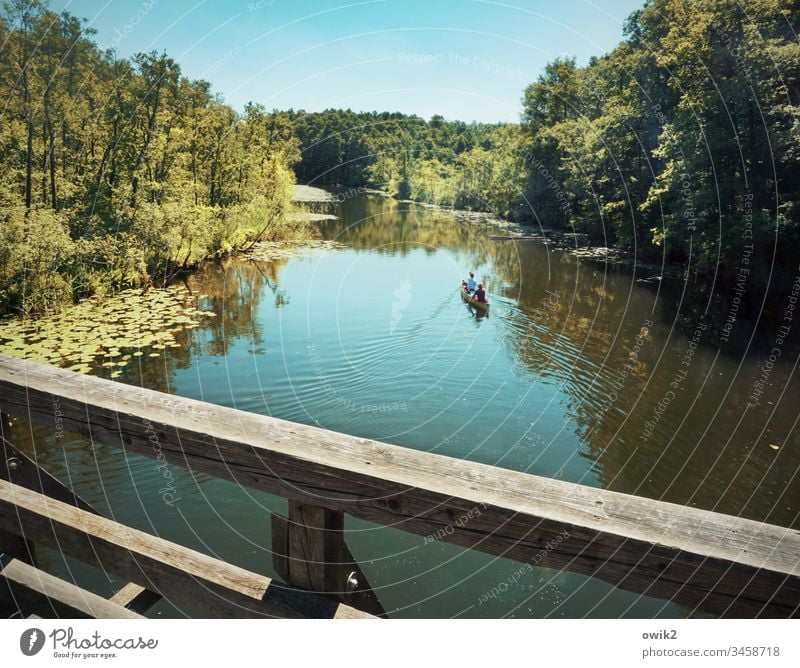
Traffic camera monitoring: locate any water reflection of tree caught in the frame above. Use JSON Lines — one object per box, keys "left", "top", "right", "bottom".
{"left": 5, "top": 252, "right": 289, "bottom": 509}
{"left": 182, "top": 259, "right": 275, "bottom": 358}
{"left": 323, "top": 196, "right": 498, "bottom": 255}
{"left": 10, "top": 196, "right": 797, "bottom": 543}
{"left": 490, "top": 240, "right": 800, "bottom": 530}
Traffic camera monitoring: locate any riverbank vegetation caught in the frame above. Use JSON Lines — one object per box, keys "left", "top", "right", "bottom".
{"left": 519, "top": 0, "right": 799, "bottom": 301}
{"left": 0, "top": 0, "right": 301, "bottom": 317}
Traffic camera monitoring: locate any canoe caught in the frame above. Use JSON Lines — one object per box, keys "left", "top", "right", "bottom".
{"left": 460, "top": 288, "right": 490, "bottom": 313}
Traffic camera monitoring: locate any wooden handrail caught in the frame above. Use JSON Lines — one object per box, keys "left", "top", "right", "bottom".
{"left": 1, "top": 355, "right": 799, "bottom": 617}
{"left": 0, "top": 479, "right": 372, "bottom": 619}
{"left": 1, "top": 420, "right": 164, "bottom": 614}
{"left": 0, "top": 556, "right": 144, "bottom": 619}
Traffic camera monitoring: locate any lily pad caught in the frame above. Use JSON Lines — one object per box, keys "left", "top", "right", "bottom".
{"left": 0, "top": 285, "right": 209, "bottom": 374}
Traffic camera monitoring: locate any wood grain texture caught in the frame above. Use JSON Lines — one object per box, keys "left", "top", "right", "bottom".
{"left": 1, "top": 423, "right": 162, "bottom": 615}
{"left": 0, "top": 557, "right": 143, "bottom": 619}
{"left": 109, "top": 582, "right": 162, "bottom": 614}
{"left": 2, "top": 355, "right": 799, "bottom": 617}
{"left": 273, "top": 503, "right": 387, "bottom": 617}
{"left": 287, "top": 502, "right": 330, "bottom": 592}
{"left": 0, "top": 480, "right": 372, "bottom": 619}
{"left": 271, "top": 512, "right": 290, "bottom": 583}
{"left": 0, "top": 411, "right": 37, "bottom": 566}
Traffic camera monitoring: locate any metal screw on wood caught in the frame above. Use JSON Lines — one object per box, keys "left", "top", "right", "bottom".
{"left": 345, "top": 571, "right": 359, "bottom": 593}
{"left": 5, "top": 457, "right": 21, "bottom": 472}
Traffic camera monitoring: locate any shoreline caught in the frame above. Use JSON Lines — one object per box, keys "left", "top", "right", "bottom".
{"left": 352, "top": 187, "right": 678, "bottom": 282}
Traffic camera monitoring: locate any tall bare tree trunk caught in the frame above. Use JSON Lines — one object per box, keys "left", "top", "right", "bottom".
{"left": 25, "top": 119, "right": 33, "bottom": 210}
{"left": 44, "top": 85, "right": 57, "bottom": 209}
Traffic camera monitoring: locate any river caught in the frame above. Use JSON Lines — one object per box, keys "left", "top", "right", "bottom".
{"left": 14, "top": 192, "right": 800, "bottom": 618}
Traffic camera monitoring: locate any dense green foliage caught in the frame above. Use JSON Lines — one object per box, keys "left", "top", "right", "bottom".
{"left": 0, "top": 0, "right": 300, "bottom": 316}
{"left": 520, "top": 0, "right": 799, "bottom": 293}
{"left": 285, "top": 109, "right": 526, "bottom": 217}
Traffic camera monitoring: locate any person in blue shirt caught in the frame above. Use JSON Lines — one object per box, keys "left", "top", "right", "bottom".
{"left": 466, "top": 272, "right": 476, "bottom": 293}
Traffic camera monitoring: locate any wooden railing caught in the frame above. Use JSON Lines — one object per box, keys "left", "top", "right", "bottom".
{"left": 0, "top": 354, "right": 798, "bottom": 618}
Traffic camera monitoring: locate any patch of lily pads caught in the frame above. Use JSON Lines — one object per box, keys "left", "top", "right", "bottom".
{"left": 0, "top": 286, "right": 216, "bottom": 375}
{"left": 244, "top": 239, "right": 345, "bottom": 263}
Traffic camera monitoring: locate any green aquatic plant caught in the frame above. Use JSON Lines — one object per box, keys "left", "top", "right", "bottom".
{"left": 0, "top": 286, "right": 216, "bottom": 373}
{"left": 244, "top": 239, "right": 345, "bottom": 263}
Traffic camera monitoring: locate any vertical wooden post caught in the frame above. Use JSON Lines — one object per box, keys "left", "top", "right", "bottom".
{"left": 285, "top": 501, "right": 339, "bottom": 592}
{"left": 272, "top": 500, "right": 387, "bottom": 617}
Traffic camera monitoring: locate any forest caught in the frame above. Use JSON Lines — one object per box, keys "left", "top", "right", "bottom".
{"left": 1, "top": 0, "right": 798, "bottom": 318}
{"left": 285, "top": 108, "right": 526, "bottom": 217}
{"left": 519, "top": 0, "right": 799, "bottom": 309}
{"left": 0, "top": 0, "right": 301, "bottom": 317}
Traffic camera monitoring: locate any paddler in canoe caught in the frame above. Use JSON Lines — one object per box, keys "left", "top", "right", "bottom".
{"left": 473, "top": 283, "right": 487, "bottom": 306}
{"left": 461, "top": 280, "right": 489, "bottom": 312}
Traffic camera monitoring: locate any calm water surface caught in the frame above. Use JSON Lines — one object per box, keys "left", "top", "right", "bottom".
{"left": 19, "top": 193, "right": 800, "bottom": 618}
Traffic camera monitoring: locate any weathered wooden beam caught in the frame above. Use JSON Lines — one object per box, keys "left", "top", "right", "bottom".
{"left": 327, "top": 534, "right": 387, "bottom": 618}
{"left": 272, "top": 502, "right": 386, "bottom": 617}
{"left": 0, "top": 412, "right": 36, "bottom": 566}
{"left": 0, "top": 556, "right": 143, "bottom": 619}
{"left": 109, "top": 582, "right": 162, "bottom": 615}
{"left": 0, "top": 480, "right": 373, "bottom": 619}
{"left": 0, "top": 419, "right": 163, "bottom": 613}
{"left": 1, "top": 430, "right": 95, "bottom": 513}
{"left": 271, "top": 512, "right": 290, "bottom": 584}
{"left": 1, "top": 356, "right": 799, "bottom": 617}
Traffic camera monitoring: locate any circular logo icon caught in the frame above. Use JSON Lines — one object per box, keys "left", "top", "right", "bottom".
{"left": 20, "top": 628, "right": 45, "bottom": 656}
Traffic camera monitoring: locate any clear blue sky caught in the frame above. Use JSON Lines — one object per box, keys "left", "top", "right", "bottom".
{"left": 52, "top": 0, "right": 645, "bottom": 123}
